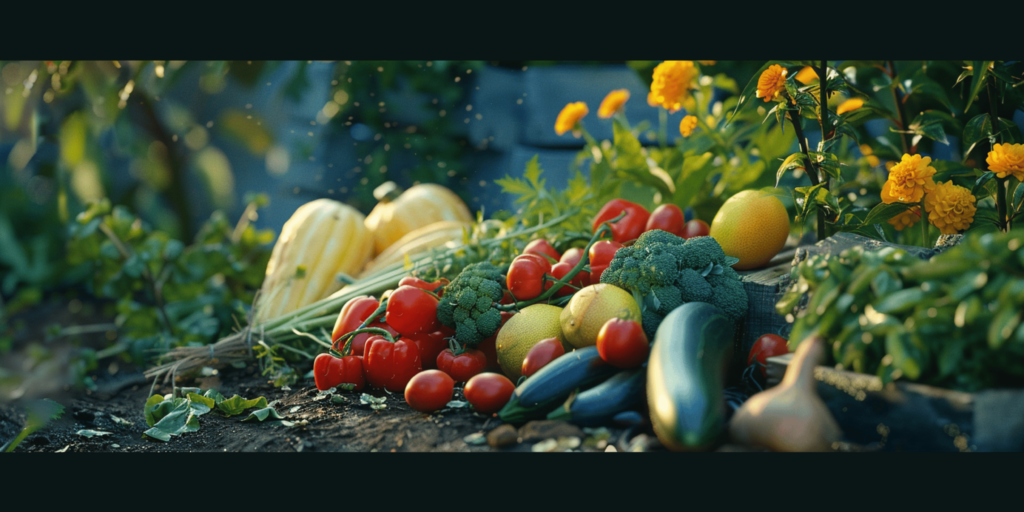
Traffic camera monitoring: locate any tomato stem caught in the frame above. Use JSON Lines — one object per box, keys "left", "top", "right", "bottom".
{"left": 336, "top": 326, "right": 396, "bottom": 356}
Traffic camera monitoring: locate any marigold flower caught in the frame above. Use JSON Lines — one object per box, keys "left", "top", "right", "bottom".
{"left": 887, "top": 206, "right": 920, "bottom": 231}
{"left": 755, "top": 64, "right": 788, "bottom": 103}
{"left": 986, "top": 143, "right": 1024, "bottom": 181}
{"left": 795, "top": 66, "right": 818, "bottom": 84}
{"left": 925, "top": 181, "right": 976, "bottom": 235}
{"left": 679, "top": 116, "right": 698, "bottom": 137}
{"left": 837, "top": 98, "right": 864, "bottom": 115}
{"left": 880, "top": 154, "right": 937, "bottom": 204}
{"left": 698, "top": 61, "right": 717, "bottom": 66}
{"left": 649, "top": 61, "right": 699, "bottom": 113}
{"left": 598, "top": 89, "right": 630, "bottom": 119}
{"left": 555, "top": 102, "right": 589, "bottom": 136}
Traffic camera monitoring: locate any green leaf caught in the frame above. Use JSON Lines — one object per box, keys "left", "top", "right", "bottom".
{"left": 241, "top": 407, "right": 284, "bottom": 422}
{"left": 144, "top": 394, "right": 172, "bottom": 427}
{"left": 973, "top": 172, "right": 996, "bottom": 197}
{"left": 2, "top": 399, "right": 65, "bottom": 452}
{"left": 203, "top": 388, "right": 226, "bottom": 404}
{"left": 963, "top": 114, "right": 993, "bottom": 157}
{"left": 216, "top": 395, "right": 269, "bottom": 417}
{"left": 142, "top": 398, "right": 201, "bottom": 442}
{"left": 988, "top": 306, "right": 1021, "bottom": 349}
{"left": 671, "top": 152, "right": 715, "bottom": 208}
{"left": 776, "top": 153, "right": 807, "bottom": 187}
{"left": 836, "top": 61, "right": 886, "bottom": 73}
{"left": 907, "top": 69, "right": 957, "bottom": 113}
{"left": 612, "top": 118, "right": 646, "bottom": 171}
{"left": 907, "top": 111, "right": 951, "bottom": 145}
{"left": 873, "top": 288, "right": 925, "bottom": 314}
{"left": 860, "top": 202, "right": 915, "bottom": 227}
{"left": 964, "top": 61, "right": 993, "bottom": 112}
{"left": 1013, "top": 180, "right": 1024, "bottom": 212}
{"left": 186, "top": 392, "right": 216, "bottom": 414}
{"left": 76, "top": 429, "right": 113, "bottom": 438}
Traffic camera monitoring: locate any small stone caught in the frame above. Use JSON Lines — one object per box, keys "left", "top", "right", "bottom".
{"left": 518, "top": 420, "right": 584, "bottom": 443}
{"left": 486, "top": 424, "right": 518, "bottom": 448}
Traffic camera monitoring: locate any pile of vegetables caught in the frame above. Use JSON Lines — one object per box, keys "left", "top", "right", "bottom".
{"left": 776, "top": 228, "right": 1024, "bottom": 392}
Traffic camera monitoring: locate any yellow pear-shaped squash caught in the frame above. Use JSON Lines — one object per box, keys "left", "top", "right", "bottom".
{"left": 364, "top": 182, "right": 473, "bottom": 255}
{"left": 359, "top": 220, "right": 471, "bottom": 278}
{"left": 255, "top": 198, "right": 373, "bottom": 324}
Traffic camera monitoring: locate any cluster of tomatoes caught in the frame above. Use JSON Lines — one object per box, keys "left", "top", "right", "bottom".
{"left": 313, "top": 276, "right": 517, "bottom": 415}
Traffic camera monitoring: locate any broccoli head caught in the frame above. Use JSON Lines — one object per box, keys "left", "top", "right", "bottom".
{"left": 641, "top": 309, "right": 664, "bottom": 341}
{"left": 436, "top": 262, "right": 505, "bottom": 345}
{"left": 674, "top": 236, "right": 726, "bottom": 271}
{"left": 708, "top": 276, "right": 749, "bottom": 322}
{"left": 676, "top": 268, "right": 714, "bottom": 303}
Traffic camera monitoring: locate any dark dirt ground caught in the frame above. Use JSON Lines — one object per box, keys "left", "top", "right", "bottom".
{"left": 0, "top": 298, "right": 654, "bottom": 453}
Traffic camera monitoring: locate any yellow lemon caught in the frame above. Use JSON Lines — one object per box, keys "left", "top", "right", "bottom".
{"left": 709, "top": 190, "right": 790, "bottom": 270}
{"left": 560, "top": 284, "right": 641, "bottom": 349}
{"left": 495, "top": 304, "right": 566, "bottom": 380}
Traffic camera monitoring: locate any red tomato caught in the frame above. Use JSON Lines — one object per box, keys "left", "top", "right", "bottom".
{"left": 507, "top": 255, "right": 547, "bottom": 301}
{"left": 560, "top": 247, "right": 584, "bottom": 267}
{"left": 596, "top": 318, "right": 649, "bottom": 368}
{"left": 363, "top": 335, "right": 423, "bottom": 392}
{"left": 681, "top": 219, "right": 710, "bottom": 239}
{"left": 646, "top": 204, "right": 686, "bottom": 237}
{"left": 524, "top": 239, "right": 561, "bottom": 263}
{"left": 546, "top": 262, "right": 577, "bottom": 297}
{"left": 464, "top": 373, "right": 515, "bottom": 415}
{"left": 592, "top": 199, "right": 651, "bottom": 243}
{"left": 478, "top": 311, "right": 514, "bottom": 372}
{"left": 385, "top": 285, "right": 440, "bottom": 335}
{"left": 588, "top": 240, "right": 623, "bottom": 284}
{"left": 521, "top": 337, "right": 566, "bottom": 378}
{"left": 406, "top": 327, "right": 453, "bottom": 370}
{"left": 313, "top": 353, "right": 365, "bottom": 391}
{"left": 398, "top": 276, "right": 449, "bottom": 296}
{"left": 404, "top": 370, "right": 455, "bottom": 413}
{"left": 331, "top": 296, "right": 381, "bottom": 349}
{"left": 748, "top": 334, "right": 789, "bottom": 378}
{"left": 436, "top": 348, "right": 487, "bottom": 382}
{"left": 516, "top": 253, "right": 552, "bottom": 274}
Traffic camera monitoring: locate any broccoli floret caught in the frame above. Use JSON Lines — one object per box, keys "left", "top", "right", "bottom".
{"left": 676, "top": 236, "right": 726, "bottom": 270}
{"left": 641, "top": 253, "right": 679, "bottom": 288}
{"left": 641, "top": 309, "right": 664, "bottom": 340}
{"left": 633, "top": 229, "right": 682, "bottom": 249}
{"left": 708, "top": 277, "right": 749, "bottom": 322}
{"left": 705, "top": 266, "right": 740, "bottom": 288}
{"left": 676, "top": 268, "right": 714, "bottom": 303}
{"left": 651, "top": 286, "right": 683, "bottom": 315}
{"left": 437, "top": 262, "right": 506, "bottom": 345}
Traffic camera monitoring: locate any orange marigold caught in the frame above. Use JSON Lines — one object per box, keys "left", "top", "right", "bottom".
{"left": 679, "top": 116, "right": 698, "bottom": 137}
{"left": 925, "top": 181, "right": 976, "bottom": 235}
{"left": 986, "top": 143, "right": 1024, "bottom": 181}
{"left": 887, "top": 206, "right": 920, "bottom": 231}
{"left": 555, "top": 102, "right": 589, "bottom": 136}
{"left": 649, "top": 61, "right": 698, "bottom": 113}
{"left": 755, "top": 64, "right": 788, "bottom": 103}
{"left": 837, "top": 98, "right": 864, "bottom": 115}
{"left": 598, "top": 89, "right": 630, "bottom": 119}
{"left": 881, "top": 154, "right": 937, "bottom": 204}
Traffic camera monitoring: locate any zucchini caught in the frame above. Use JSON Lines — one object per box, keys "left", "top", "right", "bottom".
{"left": 647, "top": 302, "right": 735, "bottom": 451}
{"left": 498, "top": 346, "right": 617, "bottom": 423}
{"left": 546, "top": 367, "right": 646, "bottom": 426}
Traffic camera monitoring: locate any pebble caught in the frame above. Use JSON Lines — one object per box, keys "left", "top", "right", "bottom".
{"left": 486, "top": 424, "right": 518, "bottom": 448}
{"left": 518, "top": 420, "right": 584, "bottom": 443}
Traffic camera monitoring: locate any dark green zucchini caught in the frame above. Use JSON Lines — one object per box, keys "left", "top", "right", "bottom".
{"left": 647, "top": 301, "right": 735, "bottom": 451}
{"left": 498, "top": 346, "right": 617, "bottom": 423}
{"left": 546, "top": 367, "right": 646, "bottom": 426}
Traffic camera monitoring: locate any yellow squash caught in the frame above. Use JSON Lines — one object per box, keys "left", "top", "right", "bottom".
{"left": 359, "top": 220, "right": 471, "bottom": 278}
{"left": 255, "top": 198, "right": 373, "bottom": 324}
{"left": 364, "top": 181, "right": 473, "bottom": 255}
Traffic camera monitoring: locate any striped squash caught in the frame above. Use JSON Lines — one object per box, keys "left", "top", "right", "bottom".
{"left": 359, "top": 220, "right": 471, "bottom": 278}
{"left": 364, "top": 182, "right": 473, "bottom": 256}
{"left": 254, "top": 199, "right": 373, "bottom": 324}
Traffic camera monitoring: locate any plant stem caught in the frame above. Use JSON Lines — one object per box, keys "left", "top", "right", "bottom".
{"left": 658, "top": 108, "right": 668, "bottom": 149}
{"left": 887, "top": 61, "right": 911, "bottom": 155}
{"left": 817, "top": 61, "right": 831, "bottom": 240}
{"left": 788, "top": 112, "right": 826, "bottom": 240}
{"left": 987, "top": 79, "right": 1009, "bottom": 232}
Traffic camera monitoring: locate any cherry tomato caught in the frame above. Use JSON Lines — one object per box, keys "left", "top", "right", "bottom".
{"left": 560, "top": 247, "right": 584, "bottom": 267}
{"left": 478, "top": 311, "right": 514, "bottom": 372}
{"left": 592, "top": 199, "right": 651, "bottom": 243}
{"left": 681, "top": 219, "right": 710, "bottom": 239}
{"left": 646, "top": 204, "right": 686, "bottom": 237}
{"left": 436, "top": 348, "right": 487, "bottom": 382}
{"left": 556, "top": 248, "right": 590, "bottom": 288}
{"left": 521, "top": 337, "right": 566, "bottom": 378}
{"left": 385, "top": 285, "right": 440, "bottom": 335}
{"left": 363, "top": 335, "right": 423, "bottom": 392}
{"left": 313, "top": 353, "right": 365, "bottom": 391}
{"left": 546, "top": 262, "right": 578, "bottom": 297}
{"left": 406, "top": 326, "right": 453, "bottom": 370}
{"left": 331, "top": 296, "right": 381, "bottom": 349}
{"left": 524, "top": 239, "right": 561, "bottom": 263}
{"left": 507, "top": 255, "right": 548, "bottom": 301}
{"left": 588, "top": 240, "right": 623, "bottom": 284}
{"left": 398, "top": 276, "right": 449, "bottom": 296}
{"left": 404, "top": 370, "right": 455, "bottom": 413}
{"left": 464, "top": 373, "right": 516, "bottom": 415}
{"left": 516, "top": 253, "right": 552, "bottom": 274}
{"left": 748, "top": 334, "right": 789, "bottom": 378}
{"left": 596, "top": 318, "right": 649, "bottom": 368}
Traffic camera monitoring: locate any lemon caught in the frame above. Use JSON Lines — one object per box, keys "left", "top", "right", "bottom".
{"left": 495, "top": 304, "right": 566, "bottom": 380}
{"left": 709, "top": 190, "right": 790, "bottom": 270}
{"left": 560, "top": 284, "right": 642, "bottom": 349}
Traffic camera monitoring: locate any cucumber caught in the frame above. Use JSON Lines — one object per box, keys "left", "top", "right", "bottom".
{"left": 546, "top": 367, "right": 646, "bottom": 426}
{"left": 647, "top": 301, "right": 735, "bottom": 451}
{"left": 498, "top": 346, "right": 618, "bottom": 423}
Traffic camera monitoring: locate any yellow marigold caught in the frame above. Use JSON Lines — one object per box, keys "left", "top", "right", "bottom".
{"left": 598, "top": 89, "right": 630, "bottom": 119}
{"left": 986, "top": 143, "right": 1024, "bottom": 181}
{"left": 555, "top": 102, "right": 588, "bottom": 136}
{"left": 755, "top": 64, "right": 788, "bottom": 103}
{"left": 649, "top": 61, "right": 699, "bottom": 113}
{"left": 887, "top": 206, "right": 920, "bottom": 231}
{"left": 925, "top": 181, "right": 977, "bottom": 235}
{"left": 837, "top": 98, "right": 864, "bottom": 115}
{"left": 880, "top": 154, "right": 937, "bottom": 204}
{"left": 795, "top": 66, "right": 818, "bottom": 84}
{"left": 679, "top": 115, "right": 698, "bottom": 137}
